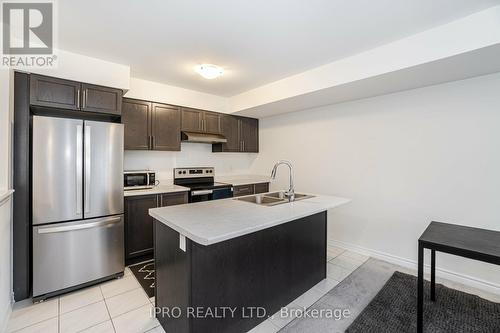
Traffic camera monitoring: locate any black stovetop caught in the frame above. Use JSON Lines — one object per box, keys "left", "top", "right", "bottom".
{"left": 173, "top": 176, "right": 232, "bottom": 191}
{"left": 179, "top": 182, "right": 232, "bottom": 191}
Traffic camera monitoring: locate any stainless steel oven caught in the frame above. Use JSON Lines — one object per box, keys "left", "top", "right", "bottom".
{"left": 173, "top": 167, "right": 233, "bottom": 203}
{"left": 191, "top": 187, "right": 233, "bottom": 203}
{"left": 124, "top": 170, "right": 156, "bottom": 190}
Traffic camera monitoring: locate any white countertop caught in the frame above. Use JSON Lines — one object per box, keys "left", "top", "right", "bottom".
{"left": 124, "top": 185, "right": 189, "bottom": 197}
{"left": 216, "top": 175, "right": 270, "bottom": 186}
{"left": 149, "top": 194, "right": 350, "bottom": 245}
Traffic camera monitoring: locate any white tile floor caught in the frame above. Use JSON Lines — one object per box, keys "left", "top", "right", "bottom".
{"left": 7, "top": 267, "right": 160, "bottom": 333}
{"left": 6, "top": 246, "right": 367, "bottom": 333}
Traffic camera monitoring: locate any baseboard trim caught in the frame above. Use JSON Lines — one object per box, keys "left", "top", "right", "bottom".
{"left": 329, "top": 239, "right": 500, "bottom": 296}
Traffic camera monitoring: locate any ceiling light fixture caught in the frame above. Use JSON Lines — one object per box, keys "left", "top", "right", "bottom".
{"left": 194, "top": 64, "right": 224, "bottom": 79}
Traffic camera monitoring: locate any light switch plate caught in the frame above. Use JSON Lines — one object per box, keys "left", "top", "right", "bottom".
{"left": 179, "top": 234, "right": 186, "bottom": 252}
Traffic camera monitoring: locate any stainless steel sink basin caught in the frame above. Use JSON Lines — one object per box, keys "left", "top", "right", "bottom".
{"left": 236, "top": 195, "right": 284, "bottom": 206}
{"left": 265, "top": 192, "right": 314, "bottom": 200}
{"left": 234, "top": 192, "right": 315, "bottom": 206}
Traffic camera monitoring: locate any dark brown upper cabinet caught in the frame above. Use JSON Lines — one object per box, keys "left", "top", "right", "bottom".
{"left": 181, "top": 107, "right": 221, "bottom": 134}
{"left": 239, "top": 116, "right": 259, "bottom": 152}
{"left": 151, "top": 103, "right": 181, "bottom": 151}
{"left": 217, "top": 115, "right": 240, "bottom": 152}
{"left": 30, "top": 75, "right": 81, "bottom": 110}
{"left": 122, "top": 98, "right": 180, "bottom": 151}
{"left": 122, "top": 98, "right": 151, "bottom": 150}
{"left": 213, "top": 115, "right": 259, "bottom": 153}
{"left": 181, "top": 107, "right": 203, "bottom": 132}
{"left": 30, "top": 74, "right": 122, "bottom": 115}
{"left": 81, "top": 83, "right": 122, "bottom": 115}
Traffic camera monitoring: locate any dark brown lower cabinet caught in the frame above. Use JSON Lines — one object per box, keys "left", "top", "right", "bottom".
{"left": 125, "top": 192, "right": 188, "bottom": 264}
{"left": 254, "top": 182, "right": 269, "bottom": 194}
{"left": 233, "top": 185, "right": 254, "bottom": 197}
{"left": 154, "top": 211, "right": 326, "bottom": 333}
{"left": 233, "top": 182, "right": 269, "bottom": 197}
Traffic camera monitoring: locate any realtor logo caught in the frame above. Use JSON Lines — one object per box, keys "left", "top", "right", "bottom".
{"left": 1, "top": 1, "right": 56, "bottom": 67}
{"left": 2, "top": 2, "right": 53, "bottom": 54}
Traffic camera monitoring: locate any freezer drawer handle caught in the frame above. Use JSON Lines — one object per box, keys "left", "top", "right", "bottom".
{"left": 191, "top": 189, "right": 213, "bottom": 196}
{"left": 37, "top": 217, "right": 121, "bottom": 234}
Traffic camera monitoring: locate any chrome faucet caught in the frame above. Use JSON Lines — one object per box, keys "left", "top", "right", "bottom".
{"left": 270, "top": 160, "right": 295, "bottom": 201}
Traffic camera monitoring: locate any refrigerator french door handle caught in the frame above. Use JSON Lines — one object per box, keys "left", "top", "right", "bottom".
{"left": 37, "top": 216, "right": 122, "bottom": 234}
{"left": 76, "top": 125, "right": 83, "bottom": 215}
{"left": 84, "top": 125, "right": 91, "bottom": 214}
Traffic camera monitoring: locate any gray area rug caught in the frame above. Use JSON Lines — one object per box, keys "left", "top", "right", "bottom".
{"left": 283, "top": 258, "right": 405, "bottom": 333}
{"left": 346, "top": 271, "right": 500, "bottom": 333}
{"left": 283, "top": 258, "right": 500, "bottom": 333}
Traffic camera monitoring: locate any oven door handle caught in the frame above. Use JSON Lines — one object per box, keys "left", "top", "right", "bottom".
{"left": 191, "top": 190, "right": 213, "bottom": 196}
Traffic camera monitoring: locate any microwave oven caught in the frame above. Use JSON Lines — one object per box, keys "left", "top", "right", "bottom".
{"left": 124, "top": 170, "right": 156, "bottom": 190}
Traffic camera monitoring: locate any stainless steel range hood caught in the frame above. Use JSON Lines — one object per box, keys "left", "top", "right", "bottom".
{"left": 181, "top": 131, "right": 228, "bottom": 144}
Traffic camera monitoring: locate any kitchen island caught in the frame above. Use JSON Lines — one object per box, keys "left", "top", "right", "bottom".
{"left": 149, "top": 194, "right": 350, "bottom": 333}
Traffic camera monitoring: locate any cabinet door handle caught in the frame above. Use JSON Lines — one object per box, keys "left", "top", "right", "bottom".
{"left": 77, "top": 89, "right": 80, "bottom": 109}
{"left": 152, "top": 136, "right": 155, "bottom": 149}
{"left": 82, "top": 89, "right": 87, "bottom": 109}
{"left": 156, "top": 195, "right": 159, "bottom": 207}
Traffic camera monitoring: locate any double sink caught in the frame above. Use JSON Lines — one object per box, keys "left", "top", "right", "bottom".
{"left": 235, "top": 191, "right": 315, "bottom": 206}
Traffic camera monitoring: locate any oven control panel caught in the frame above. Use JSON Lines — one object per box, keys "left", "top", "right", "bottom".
{"left": 174, "top": 167, "right": 214, "bottom": 179}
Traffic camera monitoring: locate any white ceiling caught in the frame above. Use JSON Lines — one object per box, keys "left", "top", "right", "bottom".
{"left": 58, "top": 0, "right": 500, "bottom": 96}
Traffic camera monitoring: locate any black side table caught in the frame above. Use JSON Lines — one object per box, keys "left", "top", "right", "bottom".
{"left": 417, "top": 221, "right": 500, "bottom": 333}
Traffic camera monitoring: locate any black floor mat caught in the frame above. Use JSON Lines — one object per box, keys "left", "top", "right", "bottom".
{"left": 128, "top": 260, "right": 155, "bottom": 298}
{"left": 346, "top": 271, "right": 500, "bottom": 333}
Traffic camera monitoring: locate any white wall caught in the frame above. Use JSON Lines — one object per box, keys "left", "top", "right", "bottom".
{"left": 125, "top": 78, "right": 228, "bottom": 113}
{"left": 0, "top": 69, "right": 13, "bottom": 332}
{"left": 229, "top": 5, "right": 500, "bottom": 114}
{"left": 125, "top": 143, "right": 257, "bottom": 181}
{"left": 0, "top": 198, "right": 12, "bottom": 332}
{"left": 250, "top": 73, "right": 500, "bottom": 292}
{"left": 24, "top": 49, "right": 130, "bottom": 90}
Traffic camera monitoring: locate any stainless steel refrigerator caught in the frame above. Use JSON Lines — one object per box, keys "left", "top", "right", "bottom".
{"left": 32, "top": 115, "right": 124, "bottom": 299}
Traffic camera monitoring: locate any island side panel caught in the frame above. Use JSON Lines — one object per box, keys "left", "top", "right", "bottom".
{"left": 190, "top": 211, "right": 327, "bottom": 333}
{"left": 154, "top": 221, "right": 192, "bottom": 332}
